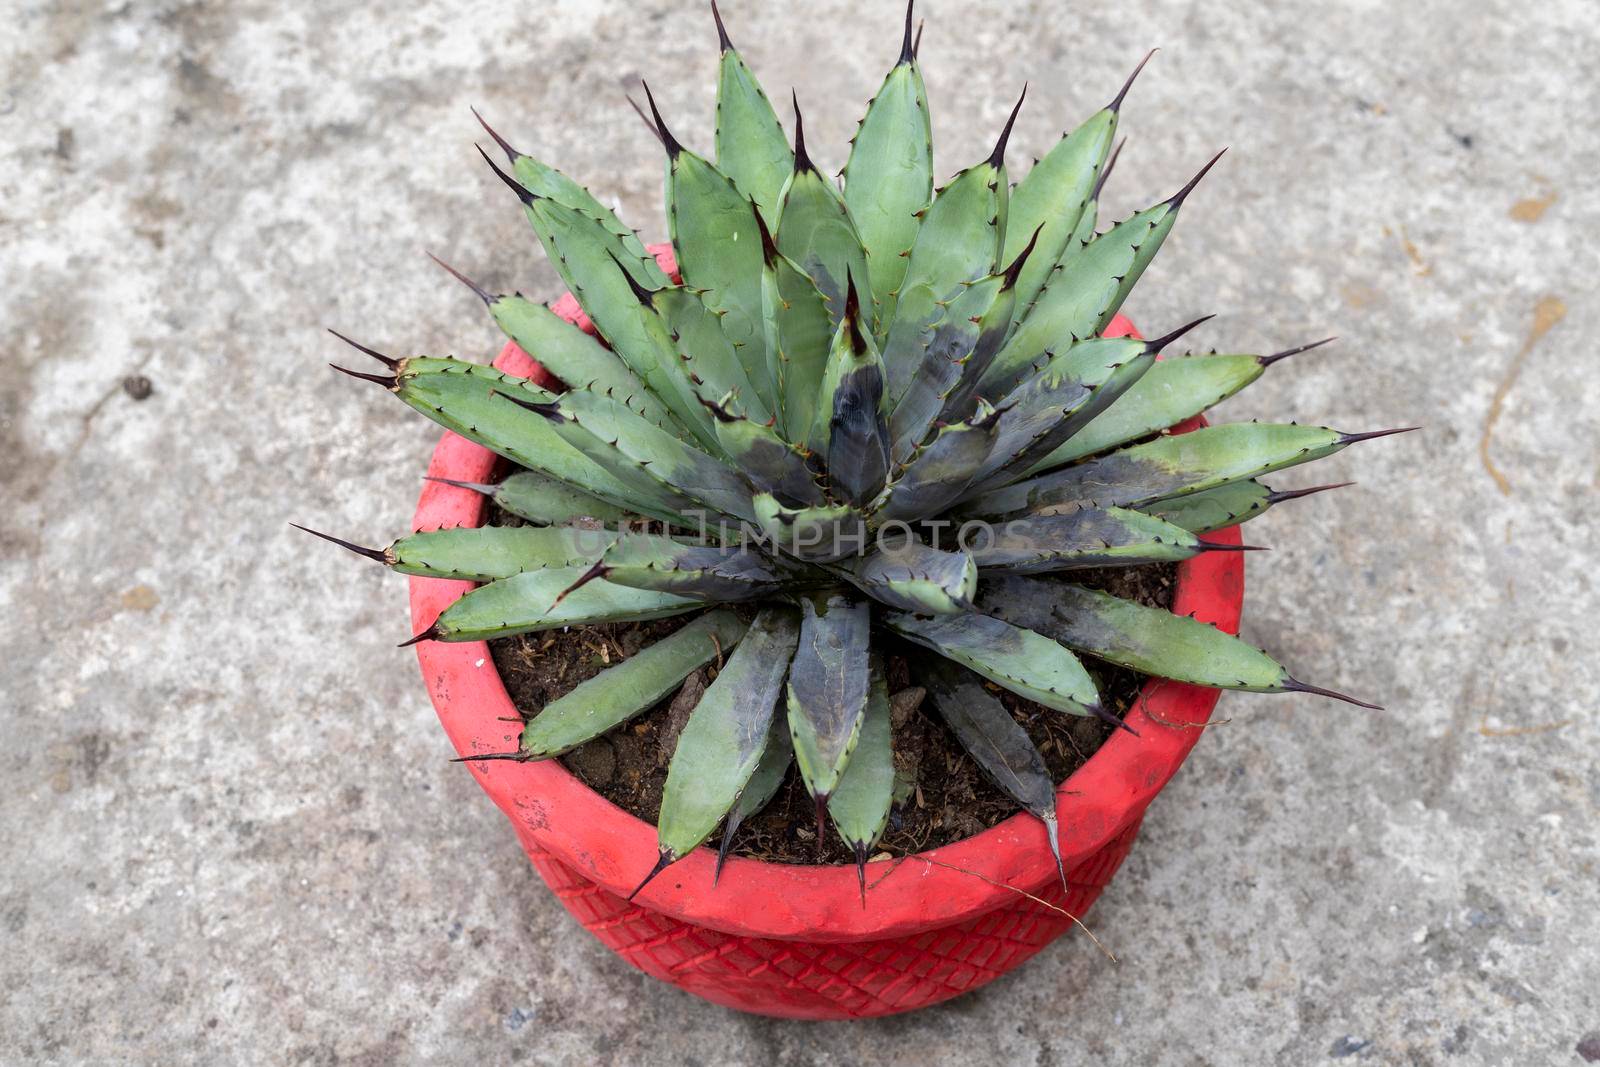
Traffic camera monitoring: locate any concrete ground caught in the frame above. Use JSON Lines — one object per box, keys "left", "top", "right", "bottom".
{"left": 3, "top": 0, "right": 1596, "bottom": 1063}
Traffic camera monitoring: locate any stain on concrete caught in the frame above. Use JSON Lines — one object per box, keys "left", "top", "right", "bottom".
{"left": 1479, "top": 295, "right": 1567, "bottom": 495}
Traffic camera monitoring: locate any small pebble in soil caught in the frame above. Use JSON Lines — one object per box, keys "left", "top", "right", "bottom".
{"left": 1329, "top": 1036, "right": 1371, "bottom": 1058}
{"left": 1576, "top": 1032, "right": 1600, "bottom": 1063}
{"left": 123, "top": 374, "right": 154, "bottom": 400}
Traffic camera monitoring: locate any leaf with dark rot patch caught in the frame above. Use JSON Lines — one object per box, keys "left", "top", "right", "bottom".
{"left": 918, "top": 656, "right": 1068, "bottom": 890}
{"left": 812, "top": 284, "right": 891, "bottom": 506}
{"left": 520, "top": 610, "right": 750, "bottom": 757}
{"left": 644, "top": 607, "right": 801, "bottom": 894}
{"left": 715, "top": 712, "right": 793, "bottom": 884}
{"left": 978, "top": 576, "right": 1383, "bottom": 707}
{"left": 874, "top": 400, "right": 1001, "bottom": 524}
{"left": 846, "top": 541, "right": 977, "bottom": 614}
{"left": 703, "top": 395, "right": 825, "bottom": 507}
{"left": 786, "top": 594, "right": 872, "bottom": 803}
{"left": 968, "top": 506, "right": 1238, "bottom": 573}
{"left": 752, "top": 494, "right": 870, "bottom": 562}
{"left": 884, "top": 610, "right": 1104, "bottom": 718}
{"left": 598, "top": 531, "right": 784, "bottom": 602}
{"left": 828, "top": 658, "right": 895, "bottom": 902}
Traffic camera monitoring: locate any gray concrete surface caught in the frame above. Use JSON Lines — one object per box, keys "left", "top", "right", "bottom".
{"left": 3, "top": 0, "right": 1597, "bottom": 1063}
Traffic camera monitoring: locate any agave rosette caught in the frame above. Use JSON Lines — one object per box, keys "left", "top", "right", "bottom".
{"left": 306, "top": 2, "right": 1406, "bottom": 900}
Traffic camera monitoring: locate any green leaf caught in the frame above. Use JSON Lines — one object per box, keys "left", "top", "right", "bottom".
{"left": 758, "top": 221, "right": 835, "bottom": 441}
{"left": 847, "top": 541, "right": 977, "bottom": 614}
{"left": 392, "top": 359, "right": 657, "bottom": 518}
{"left": 652, "top": 284, "right": 772, "bottom": 427}
{"left": 776, "top": 105, "right": 872, "bottom": 329}
{"left": 969, "top": 340, "right": 1155, "bottom": 485}
{"left": 886, "top": 263, "right": 1017, "bottom": 464}
{"left": 979, "top": 576, "right": 1283, "bottom": 689}
{"left": 712, "top": 11, "right": 794, "bottom": 226}
{"left": 842, "top": 15, "right": 932, "bottom": 335}
{"left": 1144, "top": 479, "right": 1351, "bottom": 534}
{"left": 880, "top": 143, "right": 1010, "bottom": 404}
{"left": 828, "top": 658, "right": 894, "bottom": 893}
{"left": 520, "top": 610, "right": 750, "bottom": 757}
{"left": 551, "top": 389, "right": 760, "bottom": 523}
{"left": 1003, "top": 108, "right": 1116, "bottom": 313}
{"left": 524, "top": 198, "right": 716, "bottom": 448}
{"left": 483, "top": 294, "right": 677, "bottom": 434}
{"left": 476, "top": 121, "right": 666, "bottom": 289}
{"left": 812, "top": 289, "right": 891, "bottom": 507}
{"left": 417, "top": 566, "right": 700, "bottom": 643}
{"left": 657, "top": 115, "right": 776, "bottom": 409}
{"left": 387, "top": 525, "right": 616, "bottom": 581}
{"left": 434, "top": 470, "right": 632, "bottom": 527}
{"left": 982, "top": 198, "right": 1175, "bottom": 398}
{"left": 786, "top": 594, "right": 872, "bottom": 800}
{"left": 918, "top": 655, "right": 1066, "bottom": 887}
{"left": 658, "top": 606, "right": 800, "bottom": 860}
{"left": 962, "top": 423, "right": 1406, "bottom": 518}
{"left": 884, "top": 611, "right": 1103, "bottom": 718}
{"left": 1021, "top": 352, "right": 1268, "bottom": 473}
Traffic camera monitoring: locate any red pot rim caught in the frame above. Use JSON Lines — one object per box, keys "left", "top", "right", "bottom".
{"left": 408, "top": 246, "right": 1244, "bottom": 942}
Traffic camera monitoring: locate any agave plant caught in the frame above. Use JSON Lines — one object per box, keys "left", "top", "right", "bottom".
{"left": 303, "top": 2, "right": 1408, "bottom": 901}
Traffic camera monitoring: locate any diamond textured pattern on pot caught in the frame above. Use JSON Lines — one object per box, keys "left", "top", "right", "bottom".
{"left": 515, "top": 820, "right": 1142, "bottom": 1020}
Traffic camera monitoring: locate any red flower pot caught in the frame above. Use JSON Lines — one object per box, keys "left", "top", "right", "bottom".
{"left": 408, "top": 246, "right": 1244, "bottom": 1020}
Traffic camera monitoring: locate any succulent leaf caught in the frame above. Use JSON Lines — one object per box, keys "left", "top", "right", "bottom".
{"left": 386, "top": 525, "right": 616, "bottom": 581}
{"left": 918, "top": 655, "right": 1067, "bottom": 888}
{"left": 786, "top": 593, "right": 872, "bottom": 801}
{"left": 523, "top": 198, "right": 717, "bottom": 447}
{"left": 712, "top": 7, "right": 794, "bottom": 226}
{"left": 429, "top": 470, "right": 632, "bottom": 527}
{"left": 660, "top": 127, "right": 778, "bottom": 408}
{"left": 704, "top": 398, "right": 826, "bottom": 507}
{"left": 715, "top": 710, "right": 794, "bottom": 883}
{"left": 847, "top": 540, "right": 977, "bottom": 614}
{"left": 967, "top": 507, "right": 1218, "bottom": 573}
{"left": 657, "top": 606, "right": 800, "bottom": 865}
{"left": 1003, "top": 107, "right": 1117, "bottom": 314}
{"left": 652, "top": 284, "right": 773, "bottom": 426}
{"left": 812, "top": 287, "right": 891, "bottom": 506}
{"left": 599, "top": 531, "right": 784, "bottom": 601}
{"left": 827, "top": 658, "right": 895, "bottom": 897}
{"left": 414, "top": 565, "right": 701, "bottom": 644}
{"left": 520, "top": 610, "right": 750, "bottom": 757}
{"left": 776, "top": 97, "right": 873, "bottom": 329}
{"left": 752, "top": 495, "right": 869, "bottom": 562}
{"left": 969, "top": 339, "right": 1156, "bottom": 485}
{"left": 391, "top": 359, "right": 662, "bottom": 518}
{"left": 874, "top": 400, "right": 1002, "bottom": 524}
{"left": 1022, "top": 351, "right": 1269, "bottom": 473}
{"left": 842, "top": 5, "right": 933, "bottom": 335}
{"left": 1145, "top": 479, "right": 1353, "bottom": 534}
{"left": 885, "top": 611, "right": 1103, "bottom": 718}
{"left": 756, "top": 219, "right": 835, "bottom": 440}
{"left": 962, "top": 423, "right": 1407, "bottom": 517}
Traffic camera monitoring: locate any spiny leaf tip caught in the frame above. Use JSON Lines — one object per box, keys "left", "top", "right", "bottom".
{"left": 1109, "top": 48, "right": 1158, "bottom": 113}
